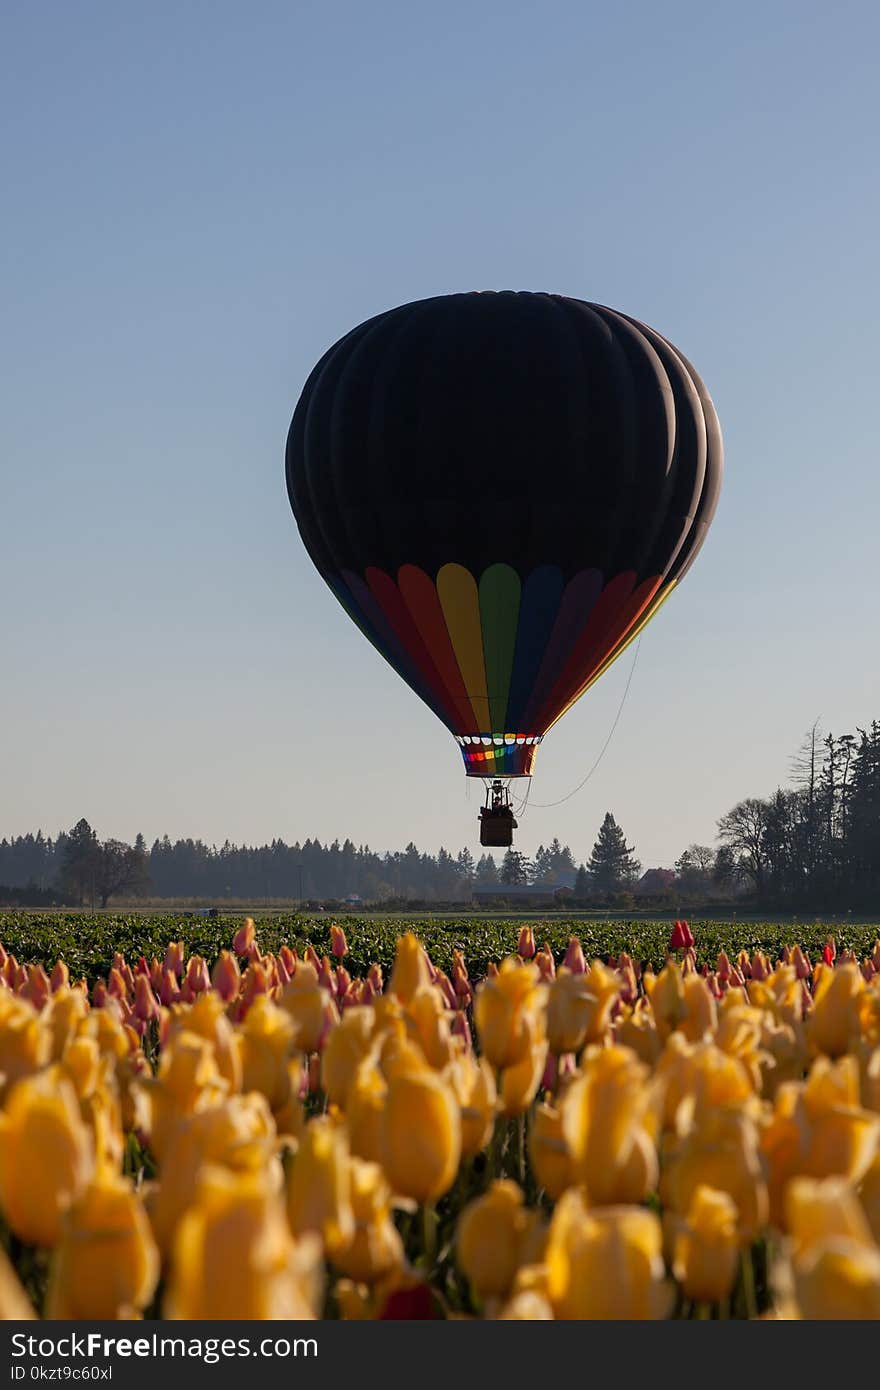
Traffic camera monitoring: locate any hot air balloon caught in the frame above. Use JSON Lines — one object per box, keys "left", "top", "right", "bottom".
{"left": 286, "top": 292, "right": 722, "bottom": 847}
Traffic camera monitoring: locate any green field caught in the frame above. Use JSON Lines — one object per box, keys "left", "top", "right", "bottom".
{"left": 1, "top": 911, "right": 878, "bottom": 984}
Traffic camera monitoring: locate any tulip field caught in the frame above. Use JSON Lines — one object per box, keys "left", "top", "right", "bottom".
{"left": 0, "top": 912, "right": 878, "bottom": 1320}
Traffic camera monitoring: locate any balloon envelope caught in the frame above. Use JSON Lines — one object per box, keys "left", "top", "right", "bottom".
{"left": 286, "top": 291, "right": 722, "bottom": 777}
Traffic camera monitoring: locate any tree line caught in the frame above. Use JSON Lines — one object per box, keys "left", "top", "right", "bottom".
{"left": 0, "top": 813, "right": 642, "bottom": 907}
{"left": 2, "top": 716, "right": 876, "bottom": 908}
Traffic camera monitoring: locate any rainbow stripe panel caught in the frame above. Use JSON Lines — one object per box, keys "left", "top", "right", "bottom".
{"left": 328, "top": 561, "right": 671, "bottom": 776}
{"left": 456, "top": 736, "right": 541, "bottom": 777}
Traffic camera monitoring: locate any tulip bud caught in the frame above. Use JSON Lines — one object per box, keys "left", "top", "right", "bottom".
{"left": 670, "top": 1185, "right": 739, "bottom": 1304}
{"left": 517, "top": 926, "right": 536, "bottom": 960}
{"left": 50, "top": 961, "right": 70, "bottom": 993}
{"left": 133, "top": 975, "right": 160, "bottom": 1024}
{"left": 456, "top": 1181, "right": 539, "bottom": 1300}
{"left": 388, "top": 933, "right": 432, "bottom": 1005}
{"left": 163, "top": 942, "right": 184, "bottom": 978}
{"left": 330, "top": 925, "right": 348, "bottom": 959}
{"left": 47, "top": 1176, "right": 159, "bottom": 1318}
{"left": 0, "top": 1070, "right": 95, "bottom": 1246}
{"left": 287, "top": 1117, "right": 355, "bottom": 1255}
{"left": 367, "top": 963, "right": 384, "bottom": 994}
{"left": 381, "top": 1067, "right": 461, "bottom": 1202}
{"left": 562, "top": 938, "right": 586, "bottom": 974}
{"left": 232, "top": 918, "right": 256, "bottom": 958}
{"left": 184, "top": 955, "right": 211, "bottom": 995}
{"left": 211, "top": 950, "right": 241, "bottom": 1002}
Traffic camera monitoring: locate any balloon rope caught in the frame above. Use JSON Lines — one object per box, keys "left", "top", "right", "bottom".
{"left": 520, "top": 636, "right": 643, "bottom": 811}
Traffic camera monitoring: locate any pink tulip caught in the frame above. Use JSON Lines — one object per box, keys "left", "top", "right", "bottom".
{"left": 232, "top": 918, "right": 256, "bottom": 958}
{"left": 486, "top": 960, "right": 499, "bottom": 978}
{"left": 279, "top": 944, "right": 298, "bottom": 977}
{"left": 435, "top": 971, "right": 458, "bottom": 1011}
{"left": 92, "top": 980, "right": 109, "bottom": 1008}
{"left": 517, "top": 926, "right": 536, "bottom": 960}
{"left": 184, "top": 955, "right": 211, "bottom": 995}
{"left": 330, "top": 924, "right": 348, "bottom": 959}
{"left": 164, "top": 941, "right": 185, "bottom": 978}
{"left": 317, "top": 955, "right": 336, "bottom": 996}
{"left": 535, "top": 945, "right": 556, "bottom": 981}
{"left": 133, "top": 974, "right": 160, "bottom": 1023}
{"left": 717, "top": 951, "right": 732, "bottom": 982}
{"left": 792, "top": 946, "right": 811, "bottom": 980}
{"left": 211, "top": 950, "right": 241, "bottom": 1002}
{"left": 23, "top": 964, "right": 50, "bottom": 1010}
{"left": 451, "top": 1011, "right": 472, "bottom": 1049}
{"left": 562, "top": 937, "right": 586, "bottom": 974}
{"left": 367, "top": 962, "right": 384, "bottom": 994}
{"left": 149, "top": 958, "right": 163, "bottom": 991}
{"left": 50, "top": 960, "right": 70, "bottom": 993}
{"left": 158, "top": 969, "right": 180, "bottom": 1007}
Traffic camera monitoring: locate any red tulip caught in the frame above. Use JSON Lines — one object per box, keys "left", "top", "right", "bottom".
{"left": 668, "top": 920, "right": 694, "bottom": 951}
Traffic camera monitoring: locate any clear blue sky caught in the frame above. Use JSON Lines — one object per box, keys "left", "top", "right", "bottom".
{"left": 2, "top": 1, "right": 878, "bottom": 870}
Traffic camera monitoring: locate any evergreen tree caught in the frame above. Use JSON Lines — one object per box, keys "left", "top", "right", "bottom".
{"left": 587, "top": 813, "right": 641, "bottom": 891}
{"left": 574, "top": 863, "right": 590, "bottom": 899}
{"left": 500, "top": 849, "right": 531, "bottom": 885}
{"left": 59, "top": 819, "right": 99, "bottom": 906}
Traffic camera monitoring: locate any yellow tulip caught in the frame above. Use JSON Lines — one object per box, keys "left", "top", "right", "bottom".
{"left": 404, "top": 986, "right": 456, "bottom": 1069}
{"left": 498, "top": 1033, "right": 548, "bottom": 1118}
{"left": 279, "top": 963, "right": 338, "bottom": 1054}
{"left": 656, "top": 1034, "right": 755, "bottom": 1130}
{"left": 0, "top": 1069, "right": 95, "bottom": 1246}
{"left": 239, "top": 996, "right": 298, "bottom": 1114}
{"left": 448, "top": 1051, "right": 497, "bottom": 1157}
{"left": 530, "top": 1101, "right": 573, "bottom": 1199}
{"left": 166, "top": 1165, "right": 322, "bottom": 1319}
{"left": 545, "top": 1189, "right": 672, "bottom": 1319}
{"left": 646, "top": 962, "right": 686, "bottom": 1042}
{"left": 166, "top": 992, "right": 242, "bottom": 1092}
{"left": 679, "top": 974, "right": 717, "bottom": 1043}
{"left": 762, "top": 1056, "right": 880, "bottom": 1224}
{"left": 546, "top": 968, "right": 596, "bottom": 1054}
{"left": 381, "top": 1066, "right": 461, "bottom": 1202}
{"left": 474, "top": 957, "right": 547, "bottom": 1070}
{"left": 615, "top": 1003, "right": 661, "bottom": 1067}
{"left": 561, "top": 1046, "right": 659, "bottom": 1206}
{"left": 0, "top": 1247, "right": 35, "bottom": 1319}
{"left": 661, "top": 1107, "right": 768, "bottom": 1238}
{"left": 346, "top": 1056, "right": 387, "bottom": 1163}
{"left": 670, "top": 1185, "right": 739, "bottom": 1303}
{"left": 46, "top": 1175, "right": 159, "bottom": 1318}
{"left": 456, "top": 1180, "right": 537, "bottom": 1301}
{"left": 578, "top": 961, "right": 622, "bottom": 1046}
{"left": 388, "top": 932, "right": 433, "bottom": 1005}
{"left": 44, "top": 987, "right": 90, "bottom": 1062}
{"left": 321, "top": 1006, "right": 376, "bottom": 1106}
{"left": 287, "top": 1117, "right": 355, "bottom": 1256}
{"left": 331, "top": 1160, "right": 404, "bottom": 1284}
{"left": 859, "top": 1154, "right": 880, "bottom": 1243}
{"left": 144, "top": 1031, "right": 229, "bottom": 1164}
{"left": 791, "top": 1240, "right": 880, "bottom": 1319}
{"left": 784, "top": 1176, "right": 875, "bottom": 1256}
{"left": 0, "top": 995, "right": 50, "bottom": 1098}
{"left": 807, "top": 963, "right": 864, "bottom": 1058}
{"left": 148, "top": 1093, "right": 278, "bottom": 1255}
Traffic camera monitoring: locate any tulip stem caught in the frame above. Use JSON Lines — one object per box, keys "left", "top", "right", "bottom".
{"left": 740, "top": 1248, "right": 758, "bottom": 1320}
{"left": 421, "top": 1202, "right": 439, "bottom": 1270}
